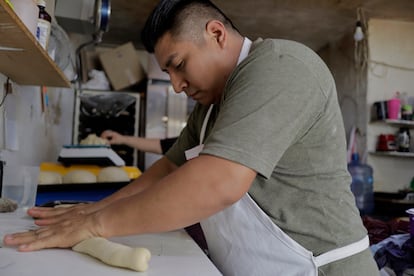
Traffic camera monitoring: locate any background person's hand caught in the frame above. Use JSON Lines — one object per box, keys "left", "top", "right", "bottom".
{"left": 101, "top": 130, "right": 125, "bottom": 145}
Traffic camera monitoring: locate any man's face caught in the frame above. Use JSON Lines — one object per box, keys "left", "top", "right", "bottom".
{"left": 154, "top": 32, "right": 228, "bottom": 105}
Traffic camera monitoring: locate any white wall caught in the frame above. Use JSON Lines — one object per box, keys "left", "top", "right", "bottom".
{"left": 366, "top": 19, "right": 414, "bottom": 192}
{"left": 0, "top": 75, "right": 75, "bottom": 166}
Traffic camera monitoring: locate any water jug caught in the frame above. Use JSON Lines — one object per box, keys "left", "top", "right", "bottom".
{"left": 347, "top": 153, "right": 374, "bottom": 215}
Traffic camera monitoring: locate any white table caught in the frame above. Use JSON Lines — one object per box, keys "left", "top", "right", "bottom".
{"left": 0, "top": 210, "right": 222, "bottom": 276}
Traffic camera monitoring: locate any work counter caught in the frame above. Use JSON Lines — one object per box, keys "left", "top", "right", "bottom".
{"left": 0, "top": 210, "right": 222, "bottom": 276}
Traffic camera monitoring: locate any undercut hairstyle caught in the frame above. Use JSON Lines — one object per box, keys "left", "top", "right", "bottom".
{"left": 141, "top": 0, "right": 239, "bottom": 53}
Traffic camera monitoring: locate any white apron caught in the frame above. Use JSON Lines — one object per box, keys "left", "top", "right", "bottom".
{"left": 186, "top": 105, "right": 369, "bottom": 276}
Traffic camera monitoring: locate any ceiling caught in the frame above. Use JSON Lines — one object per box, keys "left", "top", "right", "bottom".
{"left": 101, "top": 0, "right": 414, "bottom": 51}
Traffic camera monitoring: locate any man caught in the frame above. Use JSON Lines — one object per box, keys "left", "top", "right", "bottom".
{"left": 4, "top": 0, "right": 378, "bottom": 275}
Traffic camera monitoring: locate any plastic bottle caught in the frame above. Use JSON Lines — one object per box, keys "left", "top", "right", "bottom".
{"left": 36, "top": 0, "right": 51, "bottom": 50}
{"left": 397, "top": 127, "right": 411, "bottom": 152}
{"left": 347, "top": 153, "right": 374, "bottom": 215}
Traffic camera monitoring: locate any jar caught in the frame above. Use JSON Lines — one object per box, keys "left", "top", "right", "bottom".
{"left": 397, "top": 127, "right": 410, "bottom": 152}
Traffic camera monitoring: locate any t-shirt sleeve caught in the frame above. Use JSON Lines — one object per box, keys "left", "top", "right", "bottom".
{"left": 160, "top": 138, "right": 178, "bottom": 154}
{"left": 165, "top": 104, "right": 208, "bottom": 166}
{"left": 201, "top": 43, "right": 327, "bottom": 179}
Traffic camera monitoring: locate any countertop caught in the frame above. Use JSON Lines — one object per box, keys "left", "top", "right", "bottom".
{"left": 0, "top": 210, "right": 222, "bottom": 276}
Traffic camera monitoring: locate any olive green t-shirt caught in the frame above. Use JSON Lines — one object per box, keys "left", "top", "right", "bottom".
{"left": 165, "top": 39, "right": 377, "bottom": 274}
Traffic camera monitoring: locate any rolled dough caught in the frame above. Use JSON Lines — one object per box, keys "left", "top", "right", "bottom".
{"left": 72, "top": 237, "right": 151, "bottom": 272}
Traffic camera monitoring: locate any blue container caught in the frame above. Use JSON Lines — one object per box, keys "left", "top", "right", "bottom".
{"left": 347, "top": 153, "right": 374, "bottom": 215}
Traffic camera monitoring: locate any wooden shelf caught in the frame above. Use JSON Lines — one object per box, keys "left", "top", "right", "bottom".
{"left": 372, "top": 119, "right": 414, "bottom": 127}
{"left": 370, "top": 151, "right": 414, "bottom": 158}
{"left": 0, "top": 1, "right": 70, "bottom": 87}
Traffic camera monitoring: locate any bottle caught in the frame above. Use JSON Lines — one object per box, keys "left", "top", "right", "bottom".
{"left": 397, "top": 127, "right": 410, "bottom": 152}
{"left": 347, "top": 153, "right": 374, "bottom": 215}
{"left": 36, "top": 0, "right": 51, "bottom": 50}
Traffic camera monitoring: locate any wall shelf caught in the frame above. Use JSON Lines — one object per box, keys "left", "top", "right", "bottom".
{"left": 0, "top": 1, "right": 70, "bottom": 87}
{"left": 372, "top": 119, "right": 414, "bottom": 128}
{"left": 370, "top": 151, "right": 414, "bottom": 158}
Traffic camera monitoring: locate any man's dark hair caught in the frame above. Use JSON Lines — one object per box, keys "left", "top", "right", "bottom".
{"left": 141, "top": 0, "right": 238, "bottom": 53}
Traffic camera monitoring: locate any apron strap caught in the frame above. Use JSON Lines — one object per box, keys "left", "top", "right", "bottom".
{"left": 199, "top": 104, "right": 214, "bottom": 145}
{"left": 313, "top": 235, "right": 369, "bottom": 267}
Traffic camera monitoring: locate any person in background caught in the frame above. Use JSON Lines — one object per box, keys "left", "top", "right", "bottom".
{"left": 101, "top": 130, "right": 177, "bottom": 155}
{"left": 4, "top": 1, "right": 378, "bottom": 275}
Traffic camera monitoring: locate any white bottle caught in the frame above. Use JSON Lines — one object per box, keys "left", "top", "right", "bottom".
{"left": 36, "top": 0, "right": 51, "bottom": 50}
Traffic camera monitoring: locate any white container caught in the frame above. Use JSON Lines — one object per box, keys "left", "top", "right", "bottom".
{"left": 9, "top": 0, "right": 38, "bottom": 38}
{"left": 1, "top": 164, "right": 39, "bottom": 209}
{"left": 36, "top": 0, "right": 51, "bottom": 50}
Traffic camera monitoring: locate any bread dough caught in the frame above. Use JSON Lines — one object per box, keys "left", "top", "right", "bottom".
{"left": 62, "top": 170, "right": 97, "bottom": 184}
{"left": 72, "top": 237, "right": 151, "bottom": 272}
{"left": 97, "top": 167, "right": 129, "bottom": 182}
{"left": 38, "top": 171, "right": 63, "bottom": 185}
{"left": 80, "top": 134, "right": 108, "bottom": 145}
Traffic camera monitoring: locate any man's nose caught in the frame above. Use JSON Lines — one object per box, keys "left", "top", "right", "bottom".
{"left": 170, "top": 73, "right": 188, "bottom": 93}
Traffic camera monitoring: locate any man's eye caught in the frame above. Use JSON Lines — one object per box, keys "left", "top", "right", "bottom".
{"left": 176, "top": 61, "right": 184, "bottom": 69}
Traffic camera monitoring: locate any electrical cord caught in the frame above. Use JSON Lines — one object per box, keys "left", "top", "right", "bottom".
{"left": 0, "top": 78, "right": 11, "bottom": 108}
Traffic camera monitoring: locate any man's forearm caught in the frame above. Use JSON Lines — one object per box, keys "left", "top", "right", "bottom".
{"left": 95, "top": 155, "right": 256, "bottom": 238}
{"left": 96, "top": 157, "right": 177, "bottom": 210}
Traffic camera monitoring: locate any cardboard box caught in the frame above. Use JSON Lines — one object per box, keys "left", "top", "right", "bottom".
{"left": 99, "top": 42, "right": 146, "bottom": 90}
{"left": 80, "top": 46, "right": 110, "bottom": 83}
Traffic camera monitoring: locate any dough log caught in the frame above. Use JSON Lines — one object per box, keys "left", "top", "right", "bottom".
{"left": 72, "top": 237, "right": 151, "bottom": 272}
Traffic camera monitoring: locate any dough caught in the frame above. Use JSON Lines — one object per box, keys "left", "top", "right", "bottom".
{"left": 80, "top": 134, "right": 108, "bottom": 146}
{"left": 72, "top": 237, "right": 151, "bottom": 272}
{"left": 62, "top": 170, "right": 97, "bottom": 184}
{"left": 38, "top": 171, "right": 63, "bottom": 185}
{"left": 97, "top": 167, "right": 130, "bottom": 182}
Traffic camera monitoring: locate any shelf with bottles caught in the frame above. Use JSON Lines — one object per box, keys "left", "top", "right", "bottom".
{"left": 0, "top": 0, "right": 70, "bottom": 87}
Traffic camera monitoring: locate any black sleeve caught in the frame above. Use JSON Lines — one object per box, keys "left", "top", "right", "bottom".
{"left": 160, "top": 137, "right": 178, "bottom": 154}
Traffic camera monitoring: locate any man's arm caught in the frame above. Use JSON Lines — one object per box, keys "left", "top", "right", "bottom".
{"left": 5, "top": 155, "right": 256, "bottom": 251}
{"left": 96, "top": 155, "right": 256, "bottom": 237}
{"left": 27, "top": 156, "right": 178, "bottom": 224}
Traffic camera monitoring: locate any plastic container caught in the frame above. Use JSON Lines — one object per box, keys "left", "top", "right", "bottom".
{"left": 387, "top": 97, "right": 401, "bottom": 120}
{"left": 347, "top": 153, "right": 374, "bottom": 215}
{"left": 36, "top": 0, "right": 51, "bottom": 50}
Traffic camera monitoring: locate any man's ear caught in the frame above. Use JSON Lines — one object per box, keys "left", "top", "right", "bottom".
{"left": 205, "top": 20, "right": 226, "bottom": 47}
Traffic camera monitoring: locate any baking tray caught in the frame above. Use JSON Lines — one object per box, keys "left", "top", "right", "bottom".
{"left": 36, "top": 181, "right": 130, "bottom": 206}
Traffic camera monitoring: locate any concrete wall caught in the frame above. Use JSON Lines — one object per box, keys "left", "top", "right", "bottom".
{"left": 318, "top": 33, "right": 368, "bottom": 161}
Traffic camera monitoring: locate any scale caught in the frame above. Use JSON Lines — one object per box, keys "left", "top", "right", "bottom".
{"left": 58, "top": 145, "right": 125, "bottom": 166}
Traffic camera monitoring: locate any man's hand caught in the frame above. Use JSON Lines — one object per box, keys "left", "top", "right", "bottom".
{"left": 2, "top": 204, "right": 103, "bottom": 252}
{"left": 27, "top": 203, "right": 97, "bottom": 226}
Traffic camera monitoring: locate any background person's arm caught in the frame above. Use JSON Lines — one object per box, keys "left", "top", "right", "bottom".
{"left": 101, "top": 130, "right": 164, "bottom": 154}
